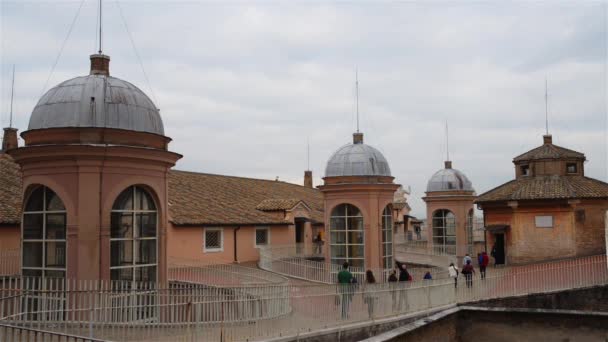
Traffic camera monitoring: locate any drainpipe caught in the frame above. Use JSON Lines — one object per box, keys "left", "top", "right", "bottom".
{"left": 234, "top": 226, "right": 240, "bottom": 263}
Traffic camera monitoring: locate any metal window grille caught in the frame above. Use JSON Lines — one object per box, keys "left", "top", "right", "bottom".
{"left": 256, "top": 229, "right": 268, "bottom": 246}
{"left": 205, "top": 230, "right": 221, "bottom": 249}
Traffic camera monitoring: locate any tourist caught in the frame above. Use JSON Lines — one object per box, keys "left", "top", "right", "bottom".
{"left": 388, "top": 269, "right": 398, "bottom": 311}
{"left": 314, "top": 232, "right": 324, "bottom": 254}
{"left": 363, "top": 270, "right": 378, "bottom": 319}
{"left": 337, "top": 262, "right": 353, "bottom": 319}
{"left": 463, "top": 253, "right": 472, "bottom": 266}
{"left": 480, "top": 251, "right": 489, "bottom": 279}
{"left": 397, "top": 263, "right": 410, "bottom": 311}
{"left": 398, "top": 263, "right": 411, "bottom": 282}
{"left": 423, "top": 270, "right": 432, "bottom": 280}
{"left": 461, "top": 260, "right": 475, "bottom": 288}
{"left": 448, "top": 262, "right": 459, "bottom": 288}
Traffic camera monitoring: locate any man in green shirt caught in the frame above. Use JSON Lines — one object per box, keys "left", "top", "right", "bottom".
{"left": 337, "top": 262, "right": 353, "bottom": 319}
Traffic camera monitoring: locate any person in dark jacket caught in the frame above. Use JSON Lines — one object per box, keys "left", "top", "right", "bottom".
{"left": 397, "top": 263, "right": 410, "bottom": 310}
{"left": 388, "top": 269, "right": 398, "bottom": 311}
{"left": 461, "top": 260, "right": 476, "bottom": 288}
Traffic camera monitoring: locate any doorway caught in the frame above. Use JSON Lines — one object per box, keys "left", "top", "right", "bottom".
{"left": 493, "top": 233, "right": 505, "bottom": 265}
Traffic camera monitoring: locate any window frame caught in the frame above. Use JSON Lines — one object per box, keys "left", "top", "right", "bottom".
{"left": 520, "top": 164, "right": 530, "bottom": 176}
{"left": 204, "top": 228, "right": 224, "bottom": 252}
{"left": 432, "top": 209, "right": 457, "bottom": 255}
{"left": 535, "top": 215, "right": 553, "bottom": 228}
{"left": 381, "top": 205, "right": 393, "bottom": 270}
{"left": 329, "top": 203, "right": 365, "bottom": 269}
{"left": 566, "top": 163, "right": 577, "bottom": 174}
{"left": 254, "top": 226, "right": 270, "bottom": 248}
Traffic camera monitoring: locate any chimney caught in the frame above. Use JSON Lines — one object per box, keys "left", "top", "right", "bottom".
{"left": 2, "top": 127, "right": 18, "bottom": 151}
{"left": 444, "top": 160, "right": 452, "bottom": 169}
{"left": 90, "top": 54, "right": 110, "bottom": 76}
{"left": 543, "top": 134, "right": 552, "bottom": 144}
{"left": 304, "top": 170, "right": 313, "bottom": 188}
{"left": 353, "top": 132, "right": 364, "bottom": 144}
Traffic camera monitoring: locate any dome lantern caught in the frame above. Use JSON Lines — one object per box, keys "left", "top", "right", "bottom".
{"left": 90, "top": 54, "right": 110, "bottom": 76}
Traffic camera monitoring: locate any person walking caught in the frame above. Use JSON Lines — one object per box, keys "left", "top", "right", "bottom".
{"left": 363, "top": 270, "right": 378, "bottom": 319}
{"left": 337, "top": 262, "right": 353, "bottom": 319}
{"left": 397, "top": 263, "right": 410, "bottom": 311}
{"left": 463, "top": 253, "right": 472, "bottom": 266}
{"left": 461, "top": 260, "right": 476, "bottom": 288}
{"left": 314, "top": 232, "right": 324, "bottom": 254}
{"left": 388, "top": 269, "right": 398, "bottom": 312}
{"left": 481, "top": 251, "right": 489, "bottom": 279}
{"left": 448, "top": 262, "right": 459, "bottom": 288}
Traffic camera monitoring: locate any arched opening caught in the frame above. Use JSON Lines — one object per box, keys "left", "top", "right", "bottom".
{"left": 432, "top": 209, "right": 456, "bottom": 255}
{"left": 466, "top": 209, "right": 474, "bottom": 254}
{"left": 22, "top": 185, "right": 66, "bottom": 278}
{"left": 381, "top": 205, "right": 393, "bottom": 269}
{"left": 110, "top": 186, "right": 157, "bottom": 282}
{"left": 329, "top": 204, "right": 364, "bottom": 268}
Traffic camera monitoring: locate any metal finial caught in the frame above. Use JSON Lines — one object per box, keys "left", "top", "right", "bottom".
{"left": 545, "top": 77, "right": 549, "bottom": 135}
{"left": 98, "top": 0, "right": 103, "bottom": 54}
{"left": 355, "top": 68, "right": 359, "bottom": 133}
{"left": 9, "top": 65, "right": 15, "bottom": 128}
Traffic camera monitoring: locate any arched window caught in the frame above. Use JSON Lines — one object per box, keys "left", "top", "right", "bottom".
{"left": 466, "top": 209, "right": 474, "bottom": 254}
{"left": 381, "top": 205, "right": 393, "bottom": 269}
{"left": 110, "top": 186, "right": 157, "bottom": 282}
{"left": 22, "top": 186, "right": 66, "bottom": 278}
{"left": 432, "top": 209, "right": 456, "bottom": 255}
{"left": 330, "top": 204, "right": 364, "bottom": 268}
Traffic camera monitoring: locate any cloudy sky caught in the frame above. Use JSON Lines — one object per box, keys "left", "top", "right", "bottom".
{"left": 1, "top": 1, "right": 606, "bottom": 217}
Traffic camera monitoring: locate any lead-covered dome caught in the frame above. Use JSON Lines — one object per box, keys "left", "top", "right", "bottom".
{"left": 325, "top": 132, "right": 391, "bottom": 177}
{"left": 426, "top": 161, "right": 474, "bottom": 192}
{"left": 28, "top": 54, "right": 164, "bottom": 135}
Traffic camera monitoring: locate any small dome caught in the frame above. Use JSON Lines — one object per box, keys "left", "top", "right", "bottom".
{"left": 28, "top": 56, "right": 164, "bottom": 135}
{"left": 325, "top": 133, "right": 391, "bottom": 177}
{"left": 426, "top": 161, "right": 474, "bottom": 192}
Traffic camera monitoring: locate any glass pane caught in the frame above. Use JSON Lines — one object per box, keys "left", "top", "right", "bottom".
{"left": 137, "top": 240, "right": 156, "bottom": 264}
{"left": 46, "top": 214, "right": 66, "bottom": 239}
{"left": 349, "top": 259, "right": 364, "bottom": 268}
{"left": 346, "top": 204, "right": 361, "bottom": 217}
{"left": 347, "top": 244, "right": 364, "bottom": 258}
{"left": 347, "top": 231, "right": 363, "bottom": 244}
{"left": 23, "top": 214, "right": 43, "bottom": 239}
{"left": 22, "top": 269, "right": 42, "bottom": 277}
{"left": 330, "top": 217, "right": 345, "bottom": 230}
{"left": 111, "top": 213, "right": 133, "bottom": 238}
{"left": 111, "top": 240, "right": 133, "bottom": 267}
{"left": 205, "top": 231, "right": 221, "bottom": 249}
{"left": 135, "top": 266, "right": 156, "bottom": 282}
{"left": 136, "top": 188, "right": 156, "bottom": 211}
{"left": 137, "top": 213, "right": 156, "bottom": 238}
{"left": 44, "top": 270, "right": 65, "bottom": 279}
{"left": 330, "top": 245, "right": 346, "bottom": 258}
{"left": 25, "top": 187, "right": 44, "bottom": 212}
{"left": 347, "top": 217, "right": 363, "bottom": 231}
{"left": 330, "top": 231, "right": 346, "bottom": 244}
{"left": 45, "top": 242, "right": 66, "bottom": 267}
{"left": 331, "top": 204, "right": 346, "bottom": 217}
{"left": 23, "top": 242, "right": 43, "bottom": 267}
{"left": 46, "top": 189, "right": 65, "bottom": 211}
{"left": 111, "top": 268, "right": 133, "bottom": 282}
{"left": 113, "top": 187, "right": 133, "bottom": 210}
{"left": 256, "top": 229, "right": 268, "bottom": 245}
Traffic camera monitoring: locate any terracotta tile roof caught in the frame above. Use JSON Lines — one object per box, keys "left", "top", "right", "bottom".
{"left": 476, "top": 175, "right": 608, "bottom": 203}
{"left": 513, "top": 143, "right": 585, "bottom": 162}
{"left": 168, "top": 170, "right": 324, "bottom": 226}
{"left": 256, "top": 199, "right": 304, "bottom": 211}
{"left": 0, "top": 153, "right": 22, "bottom": 225}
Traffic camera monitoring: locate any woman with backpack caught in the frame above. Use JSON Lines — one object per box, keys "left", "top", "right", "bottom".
{"left": 461, "top": 260, "right": 476, "bottom": 288}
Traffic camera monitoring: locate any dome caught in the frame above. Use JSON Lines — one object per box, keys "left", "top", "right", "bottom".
{"left": 426, "top": 161, "right": 474, "bottom": 192}
{"left": 28, "top": 55, "right": 164, "bottom": 135}
{"left": 325, "top": 133, "right": 391, "bottom": 177}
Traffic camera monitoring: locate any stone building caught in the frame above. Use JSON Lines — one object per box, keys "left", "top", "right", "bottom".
{"left": 423, "top": 160, "right": 476, "bottom": 263}
{"left": 319, "top": 132, "right": 399, "bottom": 270}
{"left": 476, "top": 134, "right": 608, "bottom": 265}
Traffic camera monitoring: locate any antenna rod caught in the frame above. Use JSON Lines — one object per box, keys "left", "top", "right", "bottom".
{"left": 355, "top": 68, "right": 359, "bottom": 133}
{"left": 545, "top": 76, "right": 549, "bottom": 135}
{"left": 98, "top": 0, "right": 103, "bottom": 54}
{"left": 307, "top": 137, "right": 310, "bottom": 170}
{"left": 9, "top": 65, "right": 15, "bottom": 128}
{"left": 446, "top": 121, "right": 450, "bottom": 161}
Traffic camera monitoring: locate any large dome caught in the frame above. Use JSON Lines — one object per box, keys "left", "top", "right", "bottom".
{"left": 426, "top": 161, "right": 474, "bottom": 192}
{"left": 28, "top": 55, "right": 164, "bottom": 135}
{"left": 325, "top": 133, "right": 391, "bottom": 177}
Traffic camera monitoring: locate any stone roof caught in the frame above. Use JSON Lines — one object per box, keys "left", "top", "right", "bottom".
{"left": 476, "top": 175, "right": 608, "bottom": 203}
{"left": 513, "top": 143, "right": 585, "bottom": 162}
{"left": 0, "top": 153, "right": 22, "bottom": 225}
{"left": 168, "top": 170, "right": 324, "bottom": 226}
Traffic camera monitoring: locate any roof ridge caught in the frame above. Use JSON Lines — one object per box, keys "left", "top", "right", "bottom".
{"left": 170, "top": 169, "right": 319, "bottom": 191}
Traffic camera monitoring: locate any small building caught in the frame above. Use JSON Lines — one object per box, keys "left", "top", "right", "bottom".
{"left": 476, "top": 134, "right": 608, "bottom": 265}
{"left": 423, "top": 160, "right": 476, "bottom": 262}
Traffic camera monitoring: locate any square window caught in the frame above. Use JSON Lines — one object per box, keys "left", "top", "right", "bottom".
{"left": 566, "top": 163, "right": 577, "bottom": 174}
{"left": 535, "top": 215, "right": 553, "bottom": 228}
{"left": 255, "top": 228, "right": 269, "bottom": 247}
{"left": 521, "top": 165, "right": 530, "bottom": 176}
{"left": 204, "top": 229, "right": 223, "bottom": 252}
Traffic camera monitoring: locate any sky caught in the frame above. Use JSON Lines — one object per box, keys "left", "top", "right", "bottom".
{"left": 1, "top": 0, "right": 607, "bottom": 218}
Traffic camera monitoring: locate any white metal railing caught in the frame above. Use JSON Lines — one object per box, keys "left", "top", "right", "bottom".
{"left": 0, "top": 255, "right": 606, "bottom": 341}
{"left": 0, "top": 323, "right": 106, "bottom": 342}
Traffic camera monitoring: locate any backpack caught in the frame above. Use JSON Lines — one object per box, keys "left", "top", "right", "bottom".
{"left": 408, "top": 274, "right": 413, "bottom": 281}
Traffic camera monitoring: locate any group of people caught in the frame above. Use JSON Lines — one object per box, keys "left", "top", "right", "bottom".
{"left": 448, "top": 251, "right": 490, "bottom": 288}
